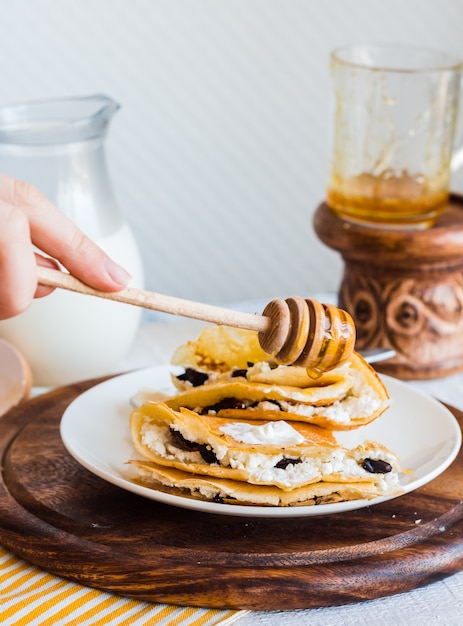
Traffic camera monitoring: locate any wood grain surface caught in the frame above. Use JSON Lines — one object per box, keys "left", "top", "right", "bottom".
{"left": 1, "top": 378, "right": 463, "bottom": 610}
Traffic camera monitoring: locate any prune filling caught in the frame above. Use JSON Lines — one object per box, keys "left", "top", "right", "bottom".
{"left": 198, "top": 444, "right": 219, "bottom": 464}
{"left": 176, "top": 368, "right": 209, "bottom": 387}
{"left": 362, "top": 458, "right": 392, "bottom": 474}
{"left": 202, "top": 397, "right": 255, "bottom": 413}
{"left": 169, "top": 428, "right": 219, "bottom": 464}
{"left": 213, "top": 493, "right": 237, "bottom": 503}
{"left": 274, "top": 458, "right": 303, "bottom": 470}
{"left": 231, "top": 369, "right": 248, "bottom": 378}
{"left": 169, "top": 427, "right": 200, "bottom": 451}
{"left": 203, "top": 398, "right": 283, "bottom": 414}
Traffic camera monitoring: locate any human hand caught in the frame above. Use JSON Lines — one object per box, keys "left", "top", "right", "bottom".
{"left": 0, "top": 173, "right": 132, "bottom": 320}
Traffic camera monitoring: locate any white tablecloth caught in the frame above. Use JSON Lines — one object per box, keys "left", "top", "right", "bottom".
{"left": 116, "top": 314, "right": 463, "bottom": 626}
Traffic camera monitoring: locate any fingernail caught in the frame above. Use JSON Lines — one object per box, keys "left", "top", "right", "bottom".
{"left": 105, "top": 258, "right": 132, "bottom": 287}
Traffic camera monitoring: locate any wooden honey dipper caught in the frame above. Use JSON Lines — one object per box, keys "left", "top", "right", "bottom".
{"left": 37, "top": 266, "right": 356, "bottom": 373}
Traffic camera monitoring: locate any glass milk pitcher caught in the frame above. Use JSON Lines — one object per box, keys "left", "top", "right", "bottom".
{"left": 0, "top": 95, "right": 144, "bottom": 386}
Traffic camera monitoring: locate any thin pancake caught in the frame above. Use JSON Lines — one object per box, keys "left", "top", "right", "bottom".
{"left": 130, "top": 460, "right": 397, "bottom": 507}
{"left": 130, "top": 402, "right": 401, "bottom": 492}
{"left": 168, "top": 352, "right": 389, "bottom": 430}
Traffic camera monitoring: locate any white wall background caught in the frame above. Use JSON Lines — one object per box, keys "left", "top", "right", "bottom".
{"left": 1, "top": 0, "right": 462, "bottom": 305}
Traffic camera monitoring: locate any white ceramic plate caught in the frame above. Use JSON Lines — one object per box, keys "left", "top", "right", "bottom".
{"left": 60, "top": 365, "right": 462, "bottom": 518}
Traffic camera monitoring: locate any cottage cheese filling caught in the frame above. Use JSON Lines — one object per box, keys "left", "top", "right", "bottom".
{"left": 219, "top": 420, "right": 305, "bottom": 445}
{"left": 140, "top": 422, "right": 399, "bottom": 492}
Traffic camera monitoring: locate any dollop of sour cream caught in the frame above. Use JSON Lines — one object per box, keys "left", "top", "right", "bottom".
{"left": 219, "top": 420, "right": 305, "bottom": 446}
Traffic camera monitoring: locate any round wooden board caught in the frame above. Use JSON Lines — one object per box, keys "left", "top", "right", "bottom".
{"left": 1, "top": 377, "right": 463, "bottom": 610}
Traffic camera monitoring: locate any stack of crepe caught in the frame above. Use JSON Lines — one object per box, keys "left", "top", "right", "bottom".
{"left": 129, "top": 326, "right": 402, "bottom": 507}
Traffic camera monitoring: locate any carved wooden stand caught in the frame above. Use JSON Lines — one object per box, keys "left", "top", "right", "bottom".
{"left": 313, "top": 194, "right": 463, "bottom": 380}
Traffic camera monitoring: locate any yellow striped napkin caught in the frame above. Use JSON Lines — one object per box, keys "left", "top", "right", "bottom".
{"left": 0, "top": 546, "right": 248, "bottom": 626}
